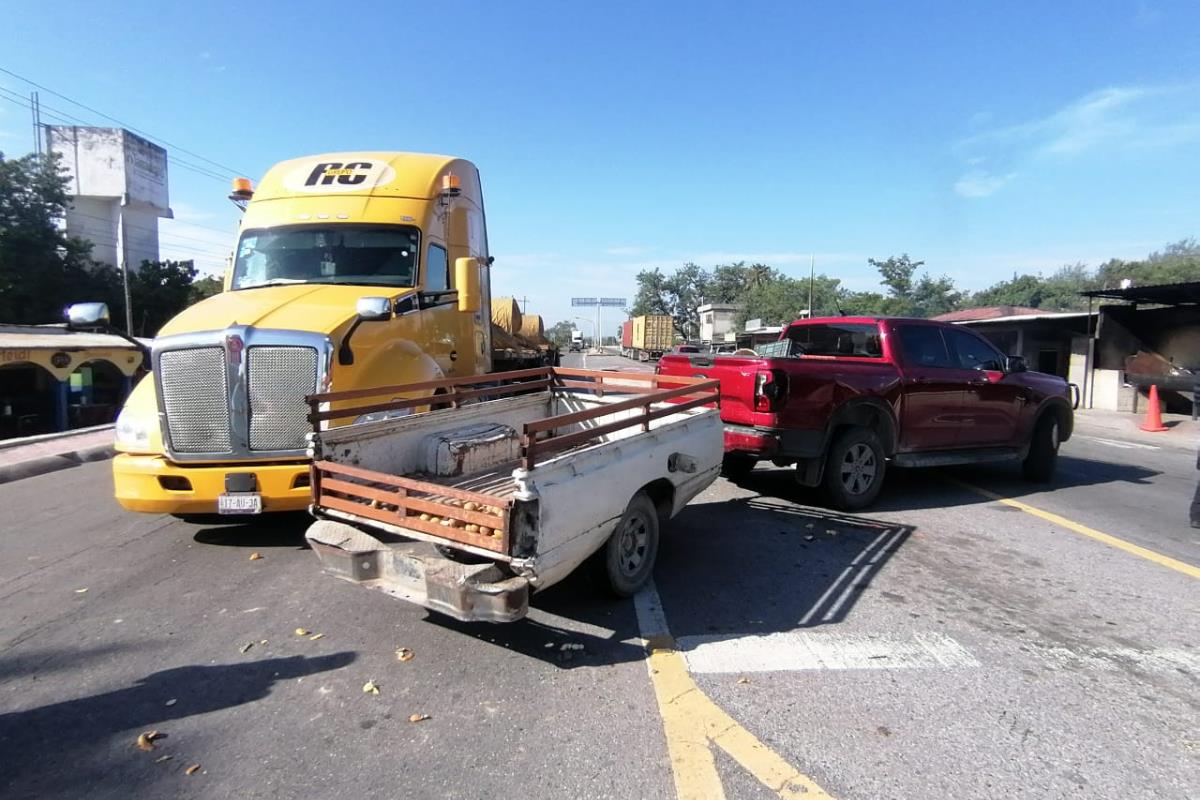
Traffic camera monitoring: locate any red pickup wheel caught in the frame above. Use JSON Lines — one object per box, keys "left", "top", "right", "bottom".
{"left": 824, "top": 427, "right": 886, "bottom": 510}
{"left": 1022, "top": 414, "right": 1060, "bottom": 482}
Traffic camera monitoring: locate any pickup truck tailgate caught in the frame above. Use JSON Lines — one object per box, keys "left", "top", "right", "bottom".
{"left": 658, "top": 354, "right": 763, "bottom": 426}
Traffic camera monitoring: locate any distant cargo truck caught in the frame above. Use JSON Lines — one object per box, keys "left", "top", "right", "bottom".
{"left": 623, "top": 315, "right": 674, "bottom": 361}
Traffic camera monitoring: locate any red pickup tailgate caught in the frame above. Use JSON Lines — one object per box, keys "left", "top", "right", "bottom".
{"left": 657, "top": 353, "right": 765, "bottom": 426}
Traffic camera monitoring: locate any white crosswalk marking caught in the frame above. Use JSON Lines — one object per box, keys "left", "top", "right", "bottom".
{"left": 679, "top": 630, "right": 980, "bottom": 673}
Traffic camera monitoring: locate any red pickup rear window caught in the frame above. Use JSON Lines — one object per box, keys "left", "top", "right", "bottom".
{"left": 785, "top": 323, "right": 883, "bottom": 358}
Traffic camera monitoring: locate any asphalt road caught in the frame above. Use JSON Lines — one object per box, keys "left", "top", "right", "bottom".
{"left": 0, "top": 352, "right": 1196, "bottom": 799}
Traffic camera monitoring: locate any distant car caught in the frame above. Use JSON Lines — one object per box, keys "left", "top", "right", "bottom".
{"left": 672, "top": 344, "right": 701, "bottom": 354}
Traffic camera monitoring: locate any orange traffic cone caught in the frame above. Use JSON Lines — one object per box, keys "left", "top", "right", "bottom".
{"left": 1139, "top": 384, "right": 1168, "bottom": 432}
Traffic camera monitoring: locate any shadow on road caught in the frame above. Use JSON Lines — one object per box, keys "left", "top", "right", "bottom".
{"left": 656, "top": 494, "right": 912, "bottom": 642}
{"left": 428, "top": 570, "right": 648, "bottom": 670}
{"left": 190, "top": 511, "right": 312, "bottom": 548}
{"left": 726, "top": 454, "right": 1160, "bottom": 514}
{"left": 431, "top": 494, "right": 912, "bottom": 666}
{"left": 0, "top": 652, "right": 355, "bottom": 799}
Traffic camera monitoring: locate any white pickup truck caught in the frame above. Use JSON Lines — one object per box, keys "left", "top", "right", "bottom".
{"left": 302, "top": 368, "right": 721, "bottom": 622}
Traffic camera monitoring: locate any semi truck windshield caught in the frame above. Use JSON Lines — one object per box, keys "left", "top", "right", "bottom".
{"left": 232, "top": 225, "right": 420, "bottom": 289}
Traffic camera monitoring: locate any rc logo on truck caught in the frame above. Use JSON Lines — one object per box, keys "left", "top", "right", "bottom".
{"left": 283, "top": 160, "right": 397, "bottom": 193}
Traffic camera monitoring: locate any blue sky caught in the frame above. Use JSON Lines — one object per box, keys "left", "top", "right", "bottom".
{"left": 2, "top": 1, "right": 1198, "bottom": 327}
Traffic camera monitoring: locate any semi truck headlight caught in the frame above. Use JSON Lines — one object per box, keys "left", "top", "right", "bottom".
{"left": 115, "top": 408, "right": 153, "bottom": 450}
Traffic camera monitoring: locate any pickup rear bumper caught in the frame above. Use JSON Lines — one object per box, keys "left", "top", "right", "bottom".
{"left": 723, "top": 424, "right": 823, "bottom": 461}
{"left": 305, "top": 519, "right": 529, "bottom": 623}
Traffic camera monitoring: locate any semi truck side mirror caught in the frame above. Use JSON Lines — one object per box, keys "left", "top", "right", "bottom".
{"left": 66, "top": 302, "right": 112, "bottom": 329}
{"left": 355, "top": 297, "right": 392, "bottom": 322}
{"left": 455, "top": 257, "right": 481, "bottom": 313}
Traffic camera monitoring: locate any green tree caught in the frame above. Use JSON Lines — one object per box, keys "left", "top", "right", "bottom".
{"left": 663, "top": 262, "right": 709, "bottom": 337}
{"left": 707, "top": 263, "right": 750, "bottom": 303}
{"left": 737, "top": 274, "right": 845, "bottom": 326}
{"left": 866, "top": 253, "right": 962, "bottom": 317}
{"left": 128, "top": 259, "right": 201, "bottom": 337}
{"left": 188, "top": 274, "right": 224, "bottom": 305}
{"left": 546, "top": 320, "right": 575, "bottom": 348}
{"left": 0, "top": 151, "right": 123, "bottom": 324}
{"left": 630, "top": 267, "right": 671, "bottom": 317}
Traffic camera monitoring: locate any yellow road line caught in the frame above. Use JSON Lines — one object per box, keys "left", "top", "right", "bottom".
{"left": 954, "top": 480, "right": 1200, "bottom": 579}
{"left": 636, "top": 588, "right": 835, "bottom": 799}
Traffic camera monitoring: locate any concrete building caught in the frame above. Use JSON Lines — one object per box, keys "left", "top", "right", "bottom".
{"left": 697, "top": 303, "right": 743, "bottom": 345}
{"left": 46, "top": 126, "right": 173, "bottom": 271}
{"left": 941, "top": 285, "right": 1200, "bottom": 414}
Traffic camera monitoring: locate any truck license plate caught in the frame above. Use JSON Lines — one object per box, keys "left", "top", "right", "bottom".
{"left": 218, "top": 493, "right": 262, "bottom": 515}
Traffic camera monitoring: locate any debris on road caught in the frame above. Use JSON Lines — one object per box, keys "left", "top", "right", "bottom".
{"left": 737, "top": 677, "right": 750, "bottom": 685}
{"left": 408, "top": 713, "right": 431, "bottom": 723}
{"left": 294, "top": 628, "right": 310, "bottom": 636}
{"left": 396, "top": 647, "right": 414, "bottom": 662}
{"left": 308, "top": 633, "right": 325, "bottom": 641}
{"left": 165, "top": 698, "right": 177, "bottom": 707}
{"left": 154, "top": 755, "right": 173, "bottom": 764}
{"left": 74, "top": 588, "right": 88, "bottom": 594}
{"left": 249, "top": 552, "right": 263, "bottom": 561}
{"left": 239, "top": 642, "right": 254, "bottom": 654}
{"left": 185, "top": 764, "right": 201, "bottom": 776}
{"left": 136, "top": 731, "right": 165, "bottom": 751}
{"left": 362, "top": 680, "right": 380, "bottom": 695}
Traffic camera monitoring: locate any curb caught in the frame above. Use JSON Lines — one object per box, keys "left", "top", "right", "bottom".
{"left": 0, "top": 444, "right": 115, "bottom": 486}
{"left": 0, "top": 424, "right": 115, "bottom": 452}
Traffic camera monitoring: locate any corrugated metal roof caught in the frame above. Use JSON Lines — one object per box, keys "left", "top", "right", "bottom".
{"left": 951, "top": 311, "right": 1095, "bottom": 326}
{"left": 932, "top": 306, "right": 1042, "bottom": 322}
{"left": 0, "top": 325, "right": 145, "bottom": 350}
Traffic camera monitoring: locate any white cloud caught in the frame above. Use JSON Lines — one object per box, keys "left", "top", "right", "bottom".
{"left": 962, "top": 84, "right": 1200, "bottom": 159}
{"left": 604, "top": 245, "right": 652, "bottom": 257}
{"left": 953, "top": 170, "right": 1015, "bottom": 198}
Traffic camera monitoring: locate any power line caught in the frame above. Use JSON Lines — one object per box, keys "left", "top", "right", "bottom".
{"left": 0, "top": 65, "right": 248, "bottom": 177}
{"left": 0, "top": 88, "right": 233, "bottom": 184}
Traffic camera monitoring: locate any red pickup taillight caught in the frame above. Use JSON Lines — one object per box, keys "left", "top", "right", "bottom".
{"left": 753, "top": 369, "right": 786, "bottom": 412}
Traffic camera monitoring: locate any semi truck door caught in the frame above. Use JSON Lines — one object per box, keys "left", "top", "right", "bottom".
{"left": 894, "top": 325, "right": 968, "bottom": 450}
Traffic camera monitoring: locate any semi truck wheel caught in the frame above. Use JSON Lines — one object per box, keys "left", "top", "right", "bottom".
{"left": 1022, "top": 415, "right": 1059, "bottom": 482}
{"left": 592, "top": 491, "right": 659, "bottom": 597}
{"left": 823, "top": 427, "right": 886, "bottom": 511}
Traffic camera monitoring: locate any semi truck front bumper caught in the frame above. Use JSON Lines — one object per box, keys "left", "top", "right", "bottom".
{"left": 305, "top": 519, "right": 530, "bottom": 624}
{"left": 113, "top": 453, "right": 311, "bottom": 514}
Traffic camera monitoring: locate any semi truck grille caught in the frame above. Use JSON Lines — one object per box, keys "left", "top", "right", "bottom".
{"left": 247, "top": 346, "right": 318, "bottom": 451}
{"left": 159, "top": 347, "right": 231, "bottom": 453}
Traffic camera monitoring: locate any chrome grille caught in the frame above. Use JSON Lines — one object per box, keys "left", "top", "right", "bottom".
{"left": 247, "top": 346, "right": 318, "bottom": 451}
{"left": 160, "top": 347, "right": 231, "bottom": 453}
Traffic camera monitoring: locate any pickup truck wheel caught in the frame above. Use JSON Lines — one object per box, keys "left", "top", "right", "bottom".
{"left": 721, "top": 454, "right": 757, "bottom": 481}
{"left": 1022, "top": 415, "right": 1059, "bottom": 482}
{"left": 592, "top": 491, "right": 660, "bottom": 598}
{"left": 824, "top": 428, "right": 886, "bottom": 511}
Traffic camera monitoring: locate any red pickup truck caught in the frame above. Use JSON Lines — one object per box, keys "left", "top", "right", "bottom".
{"left": 656, "top": 317, "right": 1074, "bottom": 510}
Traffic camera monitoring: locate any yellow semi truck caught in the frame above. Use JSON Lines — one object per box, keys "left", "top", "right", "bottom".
{"left": 101, "top": 152, "right": 500, "bottom": 517}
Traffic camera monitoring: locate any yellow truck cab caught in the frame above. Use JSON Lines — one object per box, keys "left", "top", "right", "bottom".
{"left": 111, "top": 152, "right": 493, "bottom": 516}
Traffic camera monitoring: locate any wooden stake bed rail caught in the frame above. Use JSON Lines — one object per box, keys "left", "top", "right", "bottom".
{"left": 306, "top": 368, "right": 719, "bottom": 548}
{"left": 312, "top": 460, "right": 514, "bottom": 554}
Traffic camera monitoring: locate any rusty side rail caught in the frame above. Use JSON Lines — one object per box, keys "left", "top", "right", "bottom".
{"left": 312, "top": 460, "right": 511, "bottom": 554}
{"left": 518, "top": 375, "right": 720, "bottom": 471}
{"left": 307, "top": 367, "right": 556, "bottom": 424}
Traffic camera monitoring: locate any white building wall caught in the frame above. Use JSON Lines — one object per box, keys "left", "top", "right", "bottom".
{"left": 47, "top": 126, "right": 172, "bottom": 272}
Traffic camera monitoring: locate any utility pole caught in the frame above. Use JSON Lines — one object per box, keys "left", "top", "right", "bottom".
{"left": 30, "top": 92, "right": 41, "bottom": 159}
{"left": 806, "top": 256, "right": 816, "bottom": 319}
{"left": 116, "top": 210, "right": 135, "bottom": 335}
